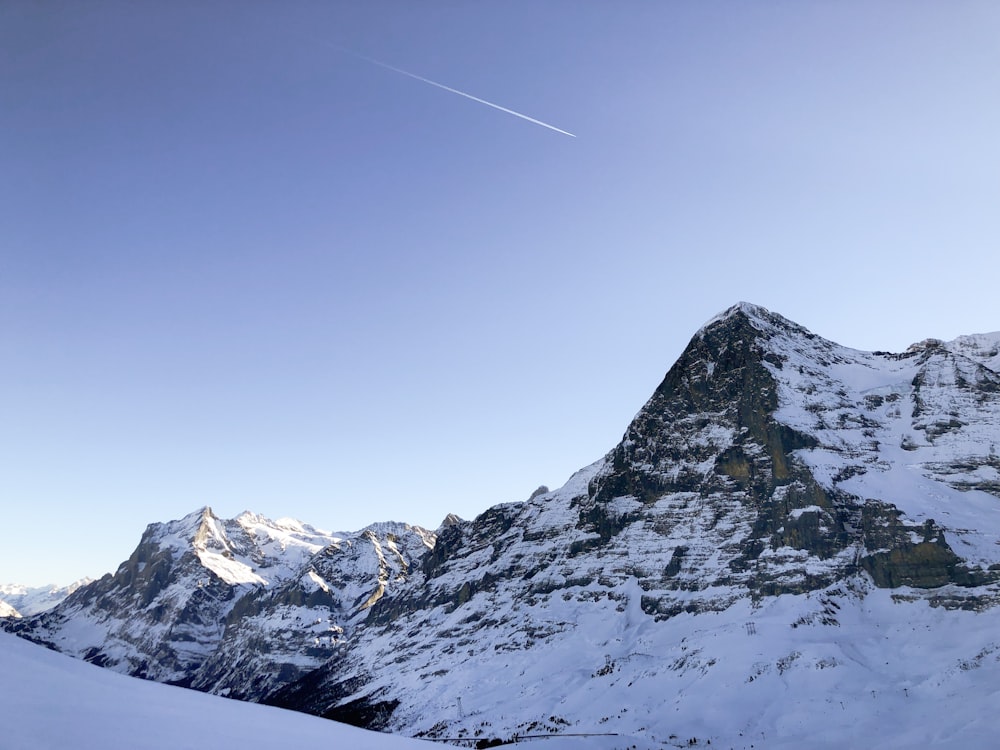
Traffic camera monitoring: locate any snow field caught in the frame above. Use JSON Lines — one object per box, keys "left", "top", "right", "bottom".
{"left": 0, "top": 632, "right": 435, "bottom": 750}
{"left": 373, "top": 577, "right": 1000, "bottom": 748}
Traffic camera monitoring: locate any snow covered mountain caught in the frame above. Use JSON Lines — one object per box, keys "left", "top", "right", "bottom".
{"left": 7, "top": 303, "right": 1000, "bottom": 748}
{"left": 0, "top": 579, "right": 92, "bottom": 618}
{"left": 6, "top": 507, "right": 434, "bottom": 698}
{"left": 261, "top": 303, "right": 1000, "bottom": 744}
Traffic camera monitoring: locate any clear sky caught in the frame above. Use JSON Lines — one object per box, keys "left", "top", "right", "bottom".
{"left": 2, "top": 2, "right": 998, "bottom": 587}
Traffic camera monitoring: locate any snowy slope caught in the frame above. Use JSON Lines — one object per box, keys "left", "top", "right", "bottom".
{"left": 0, "top": 631, "right": 438, "bottom": 750}
{"left": 943, "top": 331, "right": 1000, "bottom": 373}
{"left": 747, "top": 307, "right": 1000, "bottom": 572}
{"left": 0, "top": 632, "right": 657, "bottom": 750}
{"left": 271, "top": 485, "right": 1000, "bottom": 749}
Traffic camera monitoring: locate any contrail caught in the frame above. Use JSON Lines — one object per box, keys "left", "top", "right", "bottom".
{"left": 332, "top": 45, "right": 576, "bottom": 138}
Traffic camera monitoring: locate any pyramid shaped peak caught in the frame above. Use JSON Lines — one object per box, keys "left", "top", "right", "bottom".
{"left": 712, "top": 300, "right": 771, "bottom": 322}
{"left": 175, "top": 505, "right": 217, "bottom": 526}
{"left": 697, "top": 302, "right": 809, "bottom": 341}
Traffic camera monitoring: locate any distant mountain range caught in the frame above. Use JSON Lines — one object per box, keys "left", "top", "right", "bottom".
{"left": 0, "top": 579, "right": 92, "bottom": 618}
{"left": 6, "top": 303, "right": 1000, "bottom": 748}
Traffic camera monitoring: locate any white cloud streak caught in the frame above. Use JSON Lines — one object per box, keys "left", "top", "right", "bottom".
{"left": 334, "top": 45, "right": 576, "bottom": 138}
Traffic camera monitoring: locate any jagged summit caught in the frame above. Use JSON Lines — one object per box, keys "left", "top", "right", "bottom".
{"left": 701, "top": 300, "right": 770, "bottom": 327}
{"left": 697, "top": 301, "right": 812, "bottom": 339}
{"left": 437, "top": 513, "right": 464, "bottom": 529}
{"left": 702, "top": 299, "right": 765, "bottom": 324}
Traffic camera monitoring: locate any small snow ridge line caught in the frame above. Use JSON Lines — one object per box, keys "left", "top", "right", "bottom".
{"left": 328, "top": 43, "right": 577, "bottom": 138}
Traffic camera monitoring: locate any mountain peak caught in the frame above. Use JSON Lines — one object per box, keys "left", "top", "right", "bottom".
{"left": 438, "top": 513, "right": 464, "bottom": 529}
{"left": 703, "top": 300, "right": 770, "bottom": 325}
{"left": 591, "top": 301, "right": 821, "bottom": 510}
{"left": 697, "top": 302, "right": 814, "bottom": 343}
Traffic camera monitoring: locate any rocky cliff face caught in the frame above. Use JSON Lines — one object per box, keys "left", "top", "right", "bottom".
{"left": 8, "top": 303, "right": 1000, "bottom": 748}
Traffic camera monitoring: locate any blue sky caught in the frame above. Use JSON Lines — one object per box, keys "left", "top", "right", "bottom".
{"left": 2, "top": 2, "right": 999, "bottom": 586}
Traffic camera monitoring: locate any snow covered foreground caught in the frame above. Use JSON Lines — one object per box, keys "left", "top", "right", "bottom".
{"left": 5, "top": 622, "right": 998, "bottom": 750}
{"left": 0, "top": 632, "right": 654, "bottom": 750}
{"left": 0, "top": 632, "right": 431, "bottom": 750}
